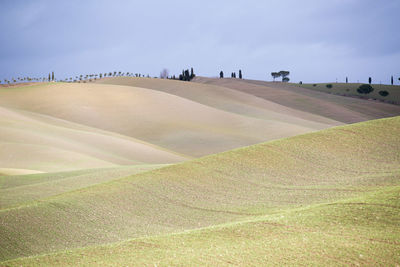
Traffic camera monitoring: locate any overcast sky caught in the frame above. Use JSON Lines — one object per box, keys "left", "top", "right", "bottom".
{"left": 0, "top": 0, "right": 399, "bottom": 83}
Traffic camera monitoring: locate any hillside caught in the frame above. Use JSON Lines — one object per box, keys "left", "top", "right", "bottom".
{"left": 193, "top": 77, "right": 400, "bottom": 123}
{"left": 96, "top": 77, "right": 340, "bottom": 126}
{"left": 1, "top": 116, "right": 399, "bottom": 262}
{"left": 299, "top": 82, "right": 400, "bottom": 104}
{"left": 0, "top": 104, "right": 186, "bottom": 173}
{"left": 3, "top": 77, "right": 398, "bottom": 173}
{"left": 0, "top": 164, "right": 166, "bottom": 209}
{"left": 5, "top": 186, "right": 399, "bottom": 266}
{"left": 0, "top": 81, "right": 340, "bottom": 162}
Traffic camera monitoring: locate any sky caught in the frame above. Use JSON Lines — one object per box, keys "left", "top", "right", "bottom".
{"left": 0, "top": 0, "right": 399, "bottom": 83}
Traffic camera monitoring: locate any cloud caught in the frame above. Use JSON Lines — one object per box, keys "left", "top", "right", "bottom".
{"left": 0, "top": 0, "right": 398, "bottom": 83}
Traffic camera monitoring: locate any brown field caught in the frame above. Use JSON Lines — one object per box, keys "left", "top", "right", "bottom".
{"left": 0, "top": 104, "right": 186, "bottom": 172}
{"left": 194, "top": 77, "right": 400, "bottom": 123}
{"left": 0, "top": 79, "right": 347, "bottom": 173}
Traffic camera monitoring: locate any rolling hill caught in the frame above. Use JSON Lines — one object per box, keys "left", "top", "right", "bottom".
{"left": 0, "top": 80, "right": 341, "bottom": 165}
{"left": 299, "top": 82, "right": 400, "bottom": 104}
{"left": 193, "top": 77, "right": 400, "bottom": 123}
{"left": 5, "top": 186, "right": 399, "bottom": 266}
{"left": 0, "top": 104, "right": 186, "bottom": 173}
{"left": 95, "top": 77, "right": 340, "bottom": 126}
{"left": 2, "top": 77, "right": 398, "bottom": 173}
{"left": 1, "top": 116, "right": 399, "bottom": 263}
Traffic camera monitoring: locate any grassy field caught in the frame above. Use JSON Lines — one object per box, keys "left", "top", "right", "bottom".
{"left": 300, "top": 82, "right": 400, "bottom": 105}
{"left": 4, "top": 186, "right": 399, "bottom": 266}
{"left": 1, "top": 116, "right": 399, "bottom": 264}
{"left": 0, "top": 164, "right": 167, "bottom": 209}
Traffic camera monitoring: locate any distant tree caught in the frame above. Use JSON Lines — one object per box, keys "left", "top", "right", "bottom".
{"left": 379, "top": 90, "right": 389, "bottom": 97}
{"left": 346, "top": 77, "right": 348, "bottom": 83}
{"left": 233, "top": 72, "right": 236, "bottom": 78}
{"left": 391, "top": 76, "right": 394, "bottom": 85}
{"left": 368, "top": 77, "right": 372, "bottom": 84}
{"left": 239, "top": 70, "right": 242, "bottom": 79}
{"left": 99, "top": 73, "right": 102, "bottom": 78}
{"left": 282, "top": 77, "right": 290, "bottom": 82}
{"left": 48, "top": 73, "right": 51, "bottom": 81}
{"left": 190, "top": 68, "right": 195, "bottom": 79}
{"left": 160, "top": 68, "right": 169, "bottom": 79}
{"left": 184, "top": 69, "right": 190, "bottom": 81}
{"left": 220, "top": 71, "right": 224, "bottom": 78}
{"left": 357, "top": 84, "right": 374, "bottom": 94}
{"left": 52, "top": 72, "right": 54, "bottom": 81}
{"left": 278, "top": 71, "right": 290, "bottom": 82}
{"left": 271, "top": 72, "right": 280, "bottom": 82}
{"left": 179, "top": 74, "right": 183, "bottom": 80}
{"left": 326, "top": 84, "right": 333, "bottom": 88}
{"left": 299, "top": 81, "right": 302, "bottom": 84}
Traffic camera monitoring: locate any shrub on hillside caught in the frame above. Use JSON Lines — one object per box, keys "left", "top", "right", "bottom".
{"left": 313, "top": 84, "right": 317, "bottom": 87}
{"left": 326, "top": 84, "right": 333, "bottom": 88}
{"left": 379, "top": 90, "right": 389, "bottom": 97}
{"left": 357, "top": 84, "right": 374, "bottom": 94}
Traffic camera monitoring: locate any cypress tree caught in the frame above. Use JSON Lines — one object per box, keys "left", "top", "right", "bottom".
{"left": 48, "top": 73, "right": 51, "bottom": 81}
{"left": 190, "top": 68, "right": 194, "bottom": 80}
{"left": 52, "top": 72, "right": 54, "bottom": 81}
{"left": 346, "top": 77, "right": 348, "bottom": 83}
{"left": 368, "top": 77, "right": 372, "bottom": 84}
{"left": 220, "top": 71, "right": 224, "bottom": 78}
{"left": 239, "top": 70, "right": 242, "bottom": 79}
{"left": 185, "top": 69, "right": 190, "bottom": 81}
{"left": 391, "top": 76, "right": 394, "bottom": 85}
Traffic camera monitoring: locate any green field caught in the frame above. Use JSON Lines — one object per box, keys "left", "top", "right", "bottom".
{"left": 1, "top": 116, "right": 399, "bottom": 265}
{"left": 0, "top": 164, "right": 167, "bottom": 209}
{"left": 300, "top": 82, "right": 400, "bottom": 105}
{"left": 5, "top": 187, "right": 399, "bottom": 266}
